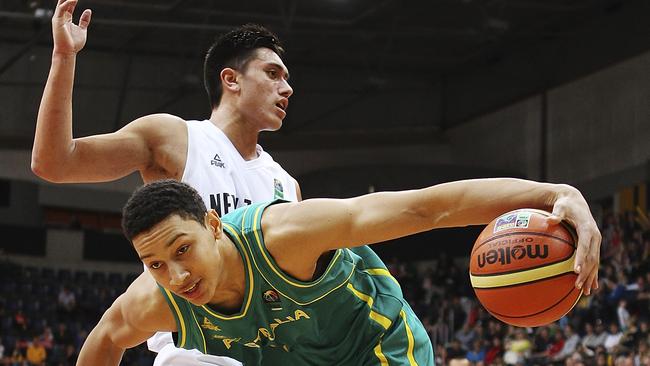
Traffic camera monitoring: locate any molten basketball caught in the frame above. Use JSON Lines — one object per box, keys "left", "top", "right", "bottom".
{"left": 469, "top": 209, "right": 581, "bottom": 327}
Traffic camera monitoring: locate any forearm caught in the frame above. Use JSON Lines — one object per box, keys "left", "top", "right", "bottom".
{"left": 32, "top": 53, "right": 77, "bottom": 181}
{"left": 421, "top": 178, "right": 576, "bottom": 227}
{"left": 77, "top": 326, "right": 125, "bottom": 366}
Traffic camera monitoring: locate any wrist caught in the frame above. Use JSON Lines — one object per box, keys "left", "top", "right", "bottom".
{"left": 52, "top": 49, "right": 78, "bottom": 60}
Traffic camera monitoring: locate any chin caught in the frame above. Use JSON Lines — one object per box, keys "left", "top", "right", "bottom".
{"left": 262, "top": 122, "right": 282, "bottom": 132}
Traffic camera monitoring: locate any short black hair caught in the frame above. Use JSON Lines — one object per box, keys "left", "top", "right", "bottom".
{"left": 203, "top": 24, "right": 285, "bottom": 109}
{"left": 121, "top": 180, "right": 207, "bottom": 241}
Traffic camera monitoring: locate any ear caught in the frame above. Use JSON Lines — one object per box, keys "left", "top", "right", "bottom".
{"left": 220, "top": 68, "right": 240, "bottom": 93}
{"left": 205, "top": 210, "right": 223, "bottom": 240}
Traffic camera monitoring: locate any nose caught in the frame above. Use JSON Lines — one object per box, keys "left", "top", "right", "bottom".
{"left": 168, "top": 263, "right": 190, "bottom": 286}
{"left": 279, "top": 78, "right": 293, "bottom": 98}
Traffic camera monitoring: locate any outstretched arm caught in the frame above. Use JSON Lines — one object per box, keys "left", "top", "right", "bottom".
{"left": 77, "top": 272, "right": 176, "bottom": 365}
{"left": 263, "top": 178, "right": 601, "bottom": 294}
{"left": 33, "top": 1, "right": 186, "bottom": 183}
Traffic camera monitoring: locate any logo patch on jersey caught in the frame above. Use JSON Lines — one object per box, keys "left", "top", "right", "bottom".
{"left": 201, "top": 317, "right": 221, "bottom": 331}
{"left": 273, "top": 179, "right": 284, "bottom": 199}
{"left": 262, "top": 289, "right": 283, "bottom": 311}
{"left": 211, "top": 153, "right": 225, "bottom": 168}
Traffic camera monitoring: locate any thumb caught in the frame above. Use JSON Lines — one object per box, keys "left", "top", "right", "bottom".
{"left": 79, "top": 9, "right": 92, "bottom": 30}
{"left": 548, "top": 200, "right": 569, "bottom": 225}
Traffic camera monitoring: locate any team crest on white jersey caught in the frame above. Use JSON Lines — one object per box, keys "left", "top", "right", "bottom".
{"left": 273, "top": 179, "right": 284, "bottom": 199}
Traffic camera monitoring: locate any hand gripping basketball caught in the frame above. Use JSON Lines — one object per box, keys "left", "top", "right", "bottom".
{"left": 469, "top": 209, "right": 581, "bottom": 327}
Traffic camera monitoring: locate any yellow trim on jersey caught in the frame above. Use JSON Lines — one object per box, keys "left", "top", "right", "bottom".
{"left": 189, "top": 308, "right": 207, "bottom": 353}
{"left": 253, "top": 258, "right": 355, "bottom": 306}
{"left": 400, "top": 310, "right": 418, "bottom": 366}
{"left": 364, "top": 268, "right": 400, "bottom": 286}
{"left": 200, "top": 223, "right": 254, "bottom": 320}
{"left": 235, "top": 204, "right": 355, "bottom": 306}
{"left": 374, "top": 340, "right": 389, "bottom": 366}
{"left": 163, "top": 288, "right": 187, "bottom": 348}
{"left": 249, "top": 205, "right": 343, "bottom": 288}
{"left": 346, "top": 283, "right": 393, "bottom": 330}
{"left": 469, "top": 253, "right": 575, "bottom": 289}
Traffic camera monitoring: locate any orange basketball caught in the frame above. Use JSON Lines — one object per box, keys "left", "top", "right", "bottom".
{"left": 469, "top": 209, "right": 582, "bottom": 327}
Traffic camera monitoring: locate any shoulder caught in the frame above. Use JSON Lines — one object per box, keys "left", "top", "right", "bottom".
{"left": 127, "top": 113, "right": 186, "bottom": 134}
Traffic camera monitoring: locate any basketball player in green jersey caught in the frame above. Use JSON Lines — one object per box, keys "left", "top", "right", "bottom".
{"left": 77, "top": 177, "right": 601, "bottom": 365}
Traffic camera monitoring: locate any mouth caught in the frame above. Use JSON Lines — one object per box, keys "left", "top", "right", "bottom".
{"left": 275, "top": 99, "right": 288, "bottom": 113}
{"left": 180, "top": 280, "right": 201, "bottom": 299}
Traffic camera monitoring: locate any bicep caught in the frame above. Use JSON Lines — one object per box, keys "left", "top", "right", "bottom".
{"left": 52, "top": 114, "right": 183, "bottom": 183}
{"left": 68, "top": 128, "right": 150, "bottom": 182}
{"left": 264, "top": 189, "right": 449, "bottom": 254}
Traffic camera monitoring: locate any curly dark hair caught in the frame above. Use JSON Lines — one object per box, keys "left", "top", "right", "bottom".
{"left": 121, "top": 180, "right": 207, "bottom": 241}
{"left": 204, "top": 24, "right": 285, "bottom": 108}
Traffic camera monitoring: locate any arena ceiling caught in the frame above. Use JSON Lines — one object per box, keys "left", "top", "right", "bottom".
{"left": 0, "top": 0, "right": 649, "bottom": 149}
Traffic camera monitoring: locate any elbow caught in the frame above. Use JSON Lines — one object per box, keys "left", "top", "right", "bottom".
{"left": 31, "top": 156, "right": 65, "bottom": 183}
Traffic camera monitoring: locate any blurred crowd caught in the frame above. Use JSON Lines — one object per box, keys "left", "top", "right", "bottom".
{"left": 0, "top": 209, "right": 648, "bottom": 365}
{"left": 0, "top": 265, "right": 152, "bottom": 365}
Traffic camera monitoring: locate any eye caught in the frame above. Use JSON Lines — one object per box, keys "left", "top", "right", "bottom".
{"left": 267, "top": 69, "right": 278, "bottom": 79}
{"left": 177, "top": 245, "right": 189, "bottom": 255}
{"left": 150, "top": 262, "right": 162, "bottom": 270}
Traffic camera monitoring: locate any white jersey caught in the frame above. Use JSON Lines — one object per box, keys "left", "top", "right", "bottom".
{"left": 148, "top": 119, "right": 298, "bottom": 357}
{"left": 181, "top": 119, "right": 298, "bottom": 215}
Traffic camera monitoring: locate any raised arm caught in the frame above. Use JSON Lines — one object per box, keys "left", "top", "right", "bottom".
{"left": 77, "top": 272, "right": 176, "bottom": 366}
{"left": 263, "top": 178, "right": 601, "bottom": 294}
{"left": 33, "top": 1, "right": 185, "bottom": 183}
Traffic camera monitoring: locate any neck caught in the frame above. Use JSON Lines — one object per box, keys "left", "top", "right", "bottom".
{"left": 209, "top": 107, "right": 260, "bottom": 160}
{"left": 209, "top": 235, "right": 247, "bottom": 310}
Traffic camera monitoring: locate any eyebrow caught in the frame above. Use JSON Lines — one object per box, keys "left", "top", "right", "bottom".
{"left": 138, "top": 232, "right": 187, "bottom": 261}
{"left": 267, "top": 62, "right": 290, "bottom": 80}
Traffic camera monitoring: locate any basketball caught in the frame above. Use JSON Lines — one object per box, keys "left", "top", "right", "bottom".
{"left": 469, "top": 209, "right": 582, "bottom": 327}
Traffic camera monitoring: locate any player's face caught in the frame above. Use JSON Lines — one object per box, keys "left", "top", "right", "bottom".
{"left": 133, "top": 214, "right": 222, "bottom": 306}
{"left": 237, "top": 48, "right": 293, "bottom": 131}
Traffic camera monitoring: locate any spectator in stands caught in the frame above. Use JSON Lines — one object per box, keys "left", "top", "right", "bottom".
{"left": 617, "top": 299, "right": 630, "bottom": 332}
{"left": 56, "top": 286, "right": 76, "bottom": 321}
{"left": 552, "top": 324, "right": 581, "bottom": 362}
{"left": 456, "top": 323, "right": 477, "bottom": 351}
{"left": 582, "top": 322, "right": 606, "bottom": 351}
{"left": 633, "top": 275, "right": 650, "bottom": 311}
{"left": 53, "top": 322, "right": 74, "bottom": 360}
{"left": 634, "top": 340, "right": 650, "bottom": 366}
{"left": 37, "top": 327, "right": 53, "bottom": 352}
{"left": 545, "top": 328, "right": 565, "bottom": 361}
{"left": 484, "top": 336, "right": 504, "bottom": 366}
{"left": 446, "top": 339, "right": 468, "bottom": 364}
{"left": 529, "top": 326, "right": 552, "bottom": 364}
{"left": 604, "top": 322, "right": 624, "bottom": 353}
{"left": 63, "top": 344, "right": 77, "bottom": 365}
{"left": 8, "top": 340, "right": 27, "bottom": 366}
{"left": 25, "top": 337, "right": 46, "bottom": 366}
{"left": 465, "top": 339, "right": 486, "bottom": 364}
{"left": 503, "top": 328, "right": 531, "bottom": 365}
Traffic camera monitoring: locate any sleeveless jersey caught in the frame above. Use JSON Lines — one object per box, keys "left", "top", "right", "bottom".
{"left": 158, "top": 201, "right": 434, "bottom": 366}
{"left": 181, "top": 120, "right": 298, "bottom": 216}
{"left": 147, "top": 120, "right": 299, "bottom": 354}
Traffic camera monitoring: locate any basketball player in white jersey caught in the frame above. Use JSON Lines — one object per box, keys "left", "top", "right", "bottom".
{"left": 33, "top": 1, "right": 299, "bottom": 365}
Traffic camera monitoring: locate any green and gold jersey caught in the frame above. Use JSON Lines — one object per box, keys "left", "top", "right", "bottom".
{"left": 158, "top": 201, "right": 434, "bottom": 365}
